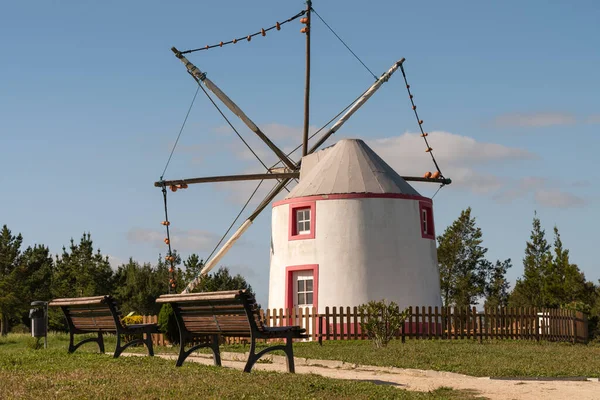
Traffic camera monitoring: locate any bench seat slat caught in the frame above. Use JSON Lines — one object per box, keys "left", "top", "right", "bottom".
{"left": 49, "top": 297, "right": 108, "bottom": 307}
{"left": 67, "top": 310, "right": 113, "bottom": 317}
{"left": 156, "top": 292, "right": 242, "bottom": 303}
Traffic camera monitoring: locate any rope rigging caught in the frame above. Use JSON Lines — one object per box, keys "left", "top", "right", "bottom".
{"left": 310, "top": 7, "right": 378, "bottom": 81}
{"left": 178, "top": 10, "right": 307, "bottom": 55}
{"left": 160, "top": 85, "right": 200, "bottom": 181}
{"left": 399, "top": 64, "right": 444, "bottom": 178}
{"left": 160, "top": 186, "right": 177, "bottom": 293}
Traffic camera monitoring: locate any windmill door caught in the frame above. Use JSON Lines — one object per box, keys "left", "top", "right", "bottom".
{"left": 291, "top": 270, "right": 314, "bottom": 337}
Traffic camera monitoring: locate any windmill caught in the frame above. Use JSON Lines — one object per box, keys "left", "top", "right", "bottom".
{"left": 154, "top": 1, "right": 451, "bottom": 294}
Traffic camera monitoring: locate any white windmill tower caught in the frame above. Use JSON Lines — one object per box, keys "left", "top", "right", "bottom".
{"left": 268, "top": 138, "right": 443, "bottom": 313}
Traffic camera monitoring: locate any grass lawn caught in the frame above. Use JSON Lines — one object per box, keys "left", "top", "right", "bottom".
{"left": 148, "top": 337, "right": 600, "bottom": 378}
{"left": 0, "top": 334, "right": 477, "bottom": 400}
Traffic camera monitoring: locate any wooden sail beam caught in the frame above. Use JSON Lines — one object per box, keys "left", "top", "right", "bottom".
{"left": 156, "top": 173, "right": 450, "bottom": 188}
{"left": 302, "top": 0, "right": 311, "bottom": 156}
{"left": 154, "top": 172, "right": 299, "bottom": 187}
{"left": 171, "top": 47, "right": 298, "bottom": 171}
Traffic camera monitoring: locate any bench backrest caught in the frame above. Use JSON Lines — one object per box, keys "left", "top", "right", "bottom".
{"left": 156, "top": 290, "right": 263, "bottom": 337}
{"left": 49, "top": 296, "right": 123, "bottom": 332}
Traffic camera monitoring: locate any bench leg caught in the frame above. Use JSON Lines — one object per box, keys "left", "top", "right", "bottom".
{"left": 68, "top": 331, "right": 104, "bottom": 354}
{"left": 114, "top": 332, "right": 123, "bottom": 358}
{"left": 243, "top": 333, "right": 296, "bottom": 373}
{"left": 98, "top": 332, "right": 105, "bottom": 353}
{"left": 68, "top": 331, "right": 76, "bottom": 353}
{"left": 176, "top": 335, "right": 221, "bottom": 367}
{"left": 210, "top": 335, "right": 221, "bottom": 366}
{"left": 145, "top": 332, "right": 155, "bottom": 357}
{"left": 284, "top": 334, "right": 295, "bottom": 373}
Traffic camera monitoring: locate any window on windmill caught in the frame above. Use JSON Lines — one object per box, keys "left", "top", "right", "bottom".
{"left": 419, "top": 202, "right": 435, "bottom": 239}
{"left": 296, "top": 208, "right": 311, "bottom": 234}
{"left": 297, "top": 277, "right": 314, "bottom": 306}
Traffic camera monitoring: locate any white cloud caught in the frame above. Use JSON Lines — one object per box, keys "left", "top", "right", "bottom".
{"left": 107, "top": 255, "right": 125, "bottom": 270}
{"left": 127, "top": 227, "right": 219, "bottom": 252}
{"left": 491, "top": 112, "right": 576, "bottom": 127}
{"left": 366, "top": 131, "right": 534, "bottom": 195}
{"left": 534, "top": 189, "right": 587, "bottom": 208}
{"left": 586, "top": 114, "right": 600, "bottom": 124}
{"left": 494, "top": 177, "right": 589, "bottom": 209}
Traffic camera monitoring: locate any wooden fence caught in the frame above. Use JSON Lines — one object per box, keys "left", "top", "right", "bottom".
{"left": 142, "top": 306, "right": 588, "bottom": 346}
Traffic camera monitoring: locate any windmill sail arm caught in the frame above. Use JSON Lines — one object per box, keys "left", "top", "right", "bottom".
{"left": 181, "top": 219, "right": 253, "bottom": 294}
{"left": 181, "top": 177, "right": 292, "bottom": 293}
{"left": 171, "top": 47, "right": 297, "bottom": 170}
{"left": 308, "top": 58, "right": 405, "bottom": 154}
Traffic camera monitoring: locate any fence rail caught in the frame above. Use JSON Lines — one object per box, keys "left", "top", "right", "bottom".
{"left": 142, "top": 306, "right": 588, "bottom": 346}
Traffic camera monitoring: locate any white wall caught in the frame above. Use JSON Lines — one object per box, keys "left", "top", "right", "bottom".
{"left": 268, "top": 197, "right": 442, "bottom": 312}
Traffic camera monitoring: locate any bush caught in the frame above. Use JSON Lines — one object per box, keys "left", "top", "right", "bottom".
{"left": 158, "top": 304, "right": 180, "bottom": 344}
{"left": 358, "top": 299, "right": 408, "bottom": 348}
{"left": 10, "top": 324, "right": 29, "bottom": 334}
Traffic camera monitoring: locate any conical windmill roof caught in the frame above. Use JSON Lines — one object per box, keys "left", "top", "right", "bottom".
{"left": 285, "top": 138, "right": 421, "bottom": 199}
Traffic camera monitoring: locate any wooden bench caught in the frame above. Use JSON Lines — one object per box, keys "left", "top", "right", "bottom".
{"left": 49, "top": 295, "right": 160, "bottom": 358}
{"left": 156, "top": 289, "right": 308, "bottom": 372}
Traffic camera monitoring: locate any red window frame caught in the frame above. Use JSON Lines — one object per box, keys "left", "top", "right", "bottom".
{"left": 288, "top": 200, "right": 316, "bottom": 241}
{"left": 284, "top": 264, "right": 319, "bottom": 311}
{"left": 419, "top": 201, "right": 435, "bottom": 240}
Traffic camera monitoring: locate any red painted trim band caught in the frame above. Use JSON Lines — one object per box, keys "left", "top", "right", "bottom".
{"left": 273, "top": 193, "right": 432, "bottom": 207}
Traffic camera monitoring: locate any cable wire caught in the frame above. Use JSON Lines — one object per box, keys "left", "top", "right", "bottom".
{"left": 431, "top": 184, "right": 444, "bottom": 199}
{"left": 311, "top": 7, "right": 378, "bottom": 81}
{"left": 160, "top": 85, "right": 200, "bottom": 180}
{"left": 192, "top": 76, "right": 271, "bottom": 171}
{"left": 204, "top": 179, "right": 264, "bottom": 262}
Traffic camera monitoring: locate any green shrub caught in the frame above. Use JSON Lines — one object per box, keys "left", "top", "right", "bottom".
{"left": 158, "top": 303, "right": 180, "bottom": 344}
{"left": 358, "top": 299, "right": 408, "bottom": 348}
{"left": 10, "top": 324, "right": 29, "bottom": 334}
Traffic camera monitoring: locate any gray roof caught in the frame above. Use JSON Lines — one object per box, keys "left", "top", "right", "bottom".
{"left": 285, "top": 139, "right": 421, "bottom": 199}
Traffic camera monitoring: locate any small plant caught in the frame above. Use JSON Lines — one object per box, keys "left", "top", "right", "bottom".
{"left": 121, "top": 314, "right": 143, "bottom": 326}
{"left": 158, "top": 303, "right": 180, "bottom": 344}
{"left": 121, "top": 314, "right": 144, "bottom": 344}
{"left": 10, "top": 324, "right": 29, "bottom": 334}
{"left": 358, "top": 299, "right": 408, "bottom": 348}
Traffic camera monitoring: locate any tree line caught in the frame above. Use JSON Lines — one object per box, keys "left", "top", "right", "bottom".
{"left": 0, "top": 226, "right": 252, "bottom": 335}
{"left": 437, "top": 208, "right": 600, "bottom": 337}
{"left": 1, "top": 206, "right": 599, "bottom": 338}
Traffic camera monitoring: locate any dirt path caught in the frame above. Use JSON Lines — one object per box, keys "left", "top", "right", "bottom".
{"left": 123, "top": 352, "right": 600, "bottom": 400}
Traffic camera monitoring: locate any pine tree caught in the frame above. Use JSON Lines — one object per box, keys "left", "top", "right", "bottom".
{"left": 51, "top": 233, "right": 114, "bottom": 298}
{"left": 509, "top": 211, "right": 552, "bottom": 307}
{"left": 484, "top": 259, "right": 512, "bottom": 308}
{"left": 0, "top": 225, "right": 23, "bottom": 335}
{"left": 549, "top": 226, "right": 594, "bottom": 307}
{"left": 183, "top": 253, "right": 204, "bottom": 284}
{"left": 17, "top": 244, "right": 54, "bottom": 325}
{"left": 437, "top": 207, "right": 489, "bottom": 307}
{"left": 193, "top": 266, "right": 254, "bottom": 297}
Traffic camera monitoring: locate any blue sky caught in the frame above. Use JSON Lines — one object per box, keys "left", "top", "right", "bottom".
{"left": 1, "top": 1, "right": 598, "bottom": 307}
